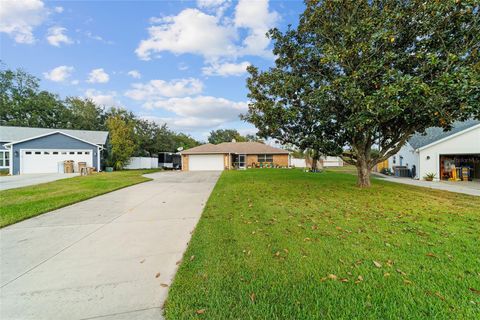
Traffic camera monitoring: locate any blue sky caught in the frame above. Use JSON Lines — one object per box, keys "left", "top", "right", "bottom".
{"left": 0, "top": 0, "right": 304, "bottom": 140}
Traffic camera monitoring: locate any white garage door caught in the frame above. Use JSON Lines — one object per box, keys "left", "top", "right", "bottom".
{"left": 21, "top": 150, "right": 93, "bottom": 174}
{"left": 189, "top": 154, "right": 224, "bottom": 171}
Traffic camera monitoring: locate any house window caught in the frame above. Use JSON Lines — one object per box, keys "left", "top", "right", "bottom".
{"left": 257, "top": 154, "right": 273, "bottom": 162}
{"left": 393, "top": 156, "right": 396, "bottom": 164}
{"left": 77, "top": 151, "right": 82, "bottom": 154}
{"left": 400, "top": 156, "right": 404, "bottom": 166}
{"left": 53, "top": 151, "right": 59, "bottom": 155}
{"left": 0, "top": 151, "right": 10, "bottom": 168}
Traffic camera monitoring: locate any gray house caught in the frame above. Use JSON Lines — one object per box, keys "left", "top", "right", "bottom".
{"left": 0, "top": 126, "right": 108, "bottom": 175}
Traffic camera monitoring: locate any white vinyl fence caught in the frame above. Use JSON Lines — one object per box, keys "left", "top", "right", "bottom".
{"left": 290, "top": 156, "right": 343, "bottom": 168}
{"left": 125, "top": 157, "right": 158, "bottom": 169}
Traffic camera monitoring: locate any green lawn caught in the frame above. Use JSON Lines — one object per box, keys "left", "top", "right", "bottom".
{"left": 165, "top": 169, "right": 480, "bottom": 319}
{"left": 0, "top": 169, "right": 159, "bottom": 227}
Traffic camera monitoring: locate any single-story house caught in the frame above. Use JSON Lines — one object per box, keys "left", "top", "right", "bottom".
{"left": 180, "top": 141, "right": 290, "bottom": 171}
{"left": 388, "top": 120, "right": 480, "bottom": 181}
{"left": 0, "top": 126, "right": 108, "bottom": 175}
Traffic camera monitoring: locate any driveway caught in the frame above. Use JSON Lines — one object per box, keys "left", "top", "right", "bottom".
{"left": 0, "top": 173, "right": 79, "bottom": 191}
{"left": 375, "top": 174, "right": 480, "bottom": 196}
{"left": 0, "top": 171, "right": 221, "bottom": 320}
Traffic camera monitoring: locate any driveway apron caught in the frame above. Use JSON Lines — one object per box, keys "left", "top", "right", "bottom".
{"left": 0, "top": 171, "right": 221, "bottom": 320}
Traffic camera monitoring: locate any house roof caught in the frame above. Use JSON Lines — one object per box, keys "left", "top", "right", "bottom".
{"left": 0, "top": 126, "right": 109, "bottom": 145}
{"left": 408, "top": 119, "right": 480, "bottom": 150}
{"left": 181, "top": 141, "right": 290, "bottom": 155}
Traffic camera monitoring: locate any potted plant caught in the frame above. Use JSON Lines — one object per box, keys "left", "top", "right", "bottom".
{"left": 423, "top": 172, "right": 436, "bottom": 181}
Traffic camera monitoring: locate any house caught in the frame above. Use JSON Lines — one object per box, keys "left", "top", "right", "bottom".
{"left": 0, "top": 126, "right": 108, "bottom": 175}
{"left": 180, "top": 141, "right": 290, "bottom": 171}
{"left": 388, "top": 120, "right": 480, "bottom": 181}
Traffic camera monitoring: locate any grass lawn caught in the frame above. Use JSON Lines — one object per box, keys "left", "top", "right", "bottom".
{"left": 0, "top": 169, "right": 159, "bottom": 227}
{"left": 165, "top": 169, "right": 480, "bottom": 319}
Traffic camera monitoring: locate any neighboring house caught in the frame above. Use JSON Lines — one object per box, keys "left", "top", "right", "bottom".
{"left": 180, "top": 141, "right": 290, "bottom": 171}
{"left": 388, "top": 120, "right": 480, "bottom": 181}
{"left": 0, "top": 126, "right": 108, "bottom": 175}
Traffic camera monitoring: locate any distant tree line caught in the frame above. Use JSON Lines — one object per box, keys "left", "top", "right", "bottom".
{"left": 207, "top": 129, "right": 262, "bottom": 144}
{"left": 0, "top": 65, "right": 200, "bottom": 168}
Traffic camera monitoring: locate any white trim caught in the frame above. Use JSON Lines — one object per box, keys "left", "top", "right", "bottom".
{"left": 4, "top": 131, "right": 104, "bottom": 149}
{"left": 417, "top": 124, "right": 480, "bottom": 151}
{"left": 97, "top": 146, "right": 101, "bottom": 172}
{"left": 9, "top": 145, "right": 13, "bottom": 175}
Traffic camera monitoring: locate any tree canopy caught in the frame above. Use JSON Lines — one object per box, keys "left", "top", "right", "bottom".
{"left": 244, "top": 0, "right": 480, "bottom": 187}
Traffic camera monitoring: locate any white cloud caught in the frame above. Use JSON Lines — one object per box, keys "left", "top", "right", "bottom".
{"left": 234, "top": 0, "right": 279, "bottom": 57}
{"left": 0, "top": 0, "right": 48, "bottom": 44}
{"left": 54, "top": 6, "right": 63, "bottom": 13}
{"left": 85, "top": 89, "right": 118, "bottom": 106}
{"left": 196, "top": 0, "right": 231, "bottom": 16}
{"left": 136, "top": 8, "right": 237, "bottom": 61}
{"left": 149, "top": 96, "right": 247, "bottom": 120}
{"left": 125, "top": 78, "right": 204, "bottom": 100}
{"left": 144, "top": 115, "right": 226, "bottom": 132}
{"left": 87, "top": 68, "right": 110, "bottom": 83}
{"left": 46, "top": 26, "right": 73, "bottom": 46}
{"left": 127, "top": 70, "right": 142, "bottom": 79}
{"left": 202, "top": 61, "right": 250, "bottom": 76}
{"left": 43, "top": 65, "right": 74, "bottom": 82}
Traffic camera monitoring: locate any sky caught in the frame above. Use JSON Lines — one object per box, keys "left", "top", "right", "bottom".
{"left": 0, "top": 0, "right": 304, "bottom": 141}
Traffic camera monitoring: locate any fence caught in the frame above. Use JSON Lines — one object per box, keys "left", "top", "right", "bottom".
{"left": 125, "top": 157, "right": 158, "bottom": 169}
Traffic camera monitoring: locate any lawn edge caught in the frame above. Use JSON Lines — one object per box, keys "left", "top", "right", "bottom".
{"left": 0, "top": 175, "right": 153, "bottom": 228}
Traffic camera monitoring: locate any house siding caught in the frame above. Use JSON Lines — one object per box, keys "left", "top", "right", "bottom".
{"left": 12, "top": 133, "right": 99, "bottom": 175}
{"left": 182, "top": 154, "right": 189, "bottom": 171}
{"left": 418, "top": 126, "right": 480, "bottom": 181}
{"left": 246, "top": 155, "right": 257, "bottom": 167}
{"left": 273, "top": 154, "right": 289, "bottom": 167}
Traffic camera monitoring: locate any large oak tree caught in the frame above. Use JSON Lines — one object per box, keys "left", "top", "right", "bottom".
{"left": 243, "top": 0, "right": 479, "bottom": 187}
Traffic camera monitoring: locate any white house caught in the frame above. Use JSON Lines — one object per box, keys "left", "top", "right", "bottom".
{"left": 388, "top": 120, "right": 480, "bottom": 181}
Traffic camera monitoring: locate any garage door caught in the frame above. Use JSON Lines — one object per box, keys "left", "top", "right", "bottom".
{"left": 188, "top": 154, "right": 224, "bottom": 171}
{"left": 21, "top": 150, "right": 93, "bottom": 174}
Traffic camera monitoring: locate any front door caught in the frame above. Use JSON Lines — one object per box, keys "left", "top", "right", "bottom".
{"left": 238, "top": 154, "right": 246, "bottom": 169}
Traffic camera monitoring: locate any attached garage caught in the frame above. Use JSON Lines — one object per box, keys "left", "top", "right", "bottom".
{"left": 1, "top": 128, "right": 108, "bottom": 175}
{"left": 21, "top": 150, "right": 93, "bottom": 174}
{"left": 188, "top": 154, "right": 224, "bottom": 171}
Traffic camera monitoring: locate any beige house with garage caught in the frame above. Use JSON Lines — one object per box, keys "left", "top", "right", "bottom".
{"left": 180, "top": 141, "right": 290, "bottom": 171}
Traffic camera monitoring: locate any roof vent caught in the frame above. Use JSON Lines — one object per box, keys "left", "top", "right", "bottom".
{"left": 231, "top": 138, "right": 236, "bottom": 143}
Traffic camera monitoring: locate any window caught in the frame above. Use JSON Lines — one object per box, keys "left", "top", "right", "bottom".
{"left": 1, "top": 150, "right": 10, "bottom": 167}
{"left": 53, "top": 152, "right": 59, "bottom": 155}
{"left": 35, "top": 151, "right": 41, "bottom": 155}
{"left": 77, "top": 151, "right": 83, "bottom": 154}
{"left": 257, "top": 154, "right": 273, "bottom": 162}
{"left": 61, "top": 152, "right": 67, "bottom": 155}
{"left": 393, "top": 156, "right": 396, "bottom": 164}
{"left": 44, "top": 151, "right": 50, "bottom": 155}
{"left": 69, "top": 151, "right": 75, "bottom": 155}
{"left": 25, "top": 151, "right": 32, "bottom": 155}
{"left": 85, "top": 151, "right": 90, "bottom": 155}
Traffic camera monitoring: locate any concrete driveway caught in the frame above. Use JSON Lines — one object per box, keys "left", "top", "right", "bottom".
{"left": 0, "top": 171, "right": 221, "bottom": 320}
{"left": 0, "top": 173, "right": 79, "bottom": 191}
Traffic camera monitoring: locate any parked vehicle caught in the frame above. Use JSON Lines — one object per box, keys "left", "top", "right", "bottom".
{"left": 158, "top": 152, "right": 182, "bottom": 170}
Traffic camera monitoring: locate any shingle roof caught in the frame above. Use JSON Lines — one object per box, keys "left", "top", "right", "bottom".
{"left": 0, "top": 126, "right": 109, "bottom": 145}
{"left": 408, "top": 119, "right": 480, "bottom": 150}
{"left": 181, "top": 142, "right": 290, "bottom": 154}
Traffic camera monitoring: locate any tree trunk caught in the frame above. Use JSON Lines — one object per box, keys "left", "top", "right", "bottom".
{"left": 311, "top": 150, "right": 320, "bottom": 172}
{"left": 356, "top": 158, "right": 371, "bottom": 187}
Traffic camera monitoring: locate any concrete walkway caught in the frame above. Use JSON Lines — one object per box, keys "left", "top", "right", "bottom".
{"left": 0, "top": 171, "right": 221, "bottom": 320}
{"left": 375, "top": 174, "right": 480, "bottom": 196}
{"left": 0, "top": 173, "right": 79, "bottom": 191}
